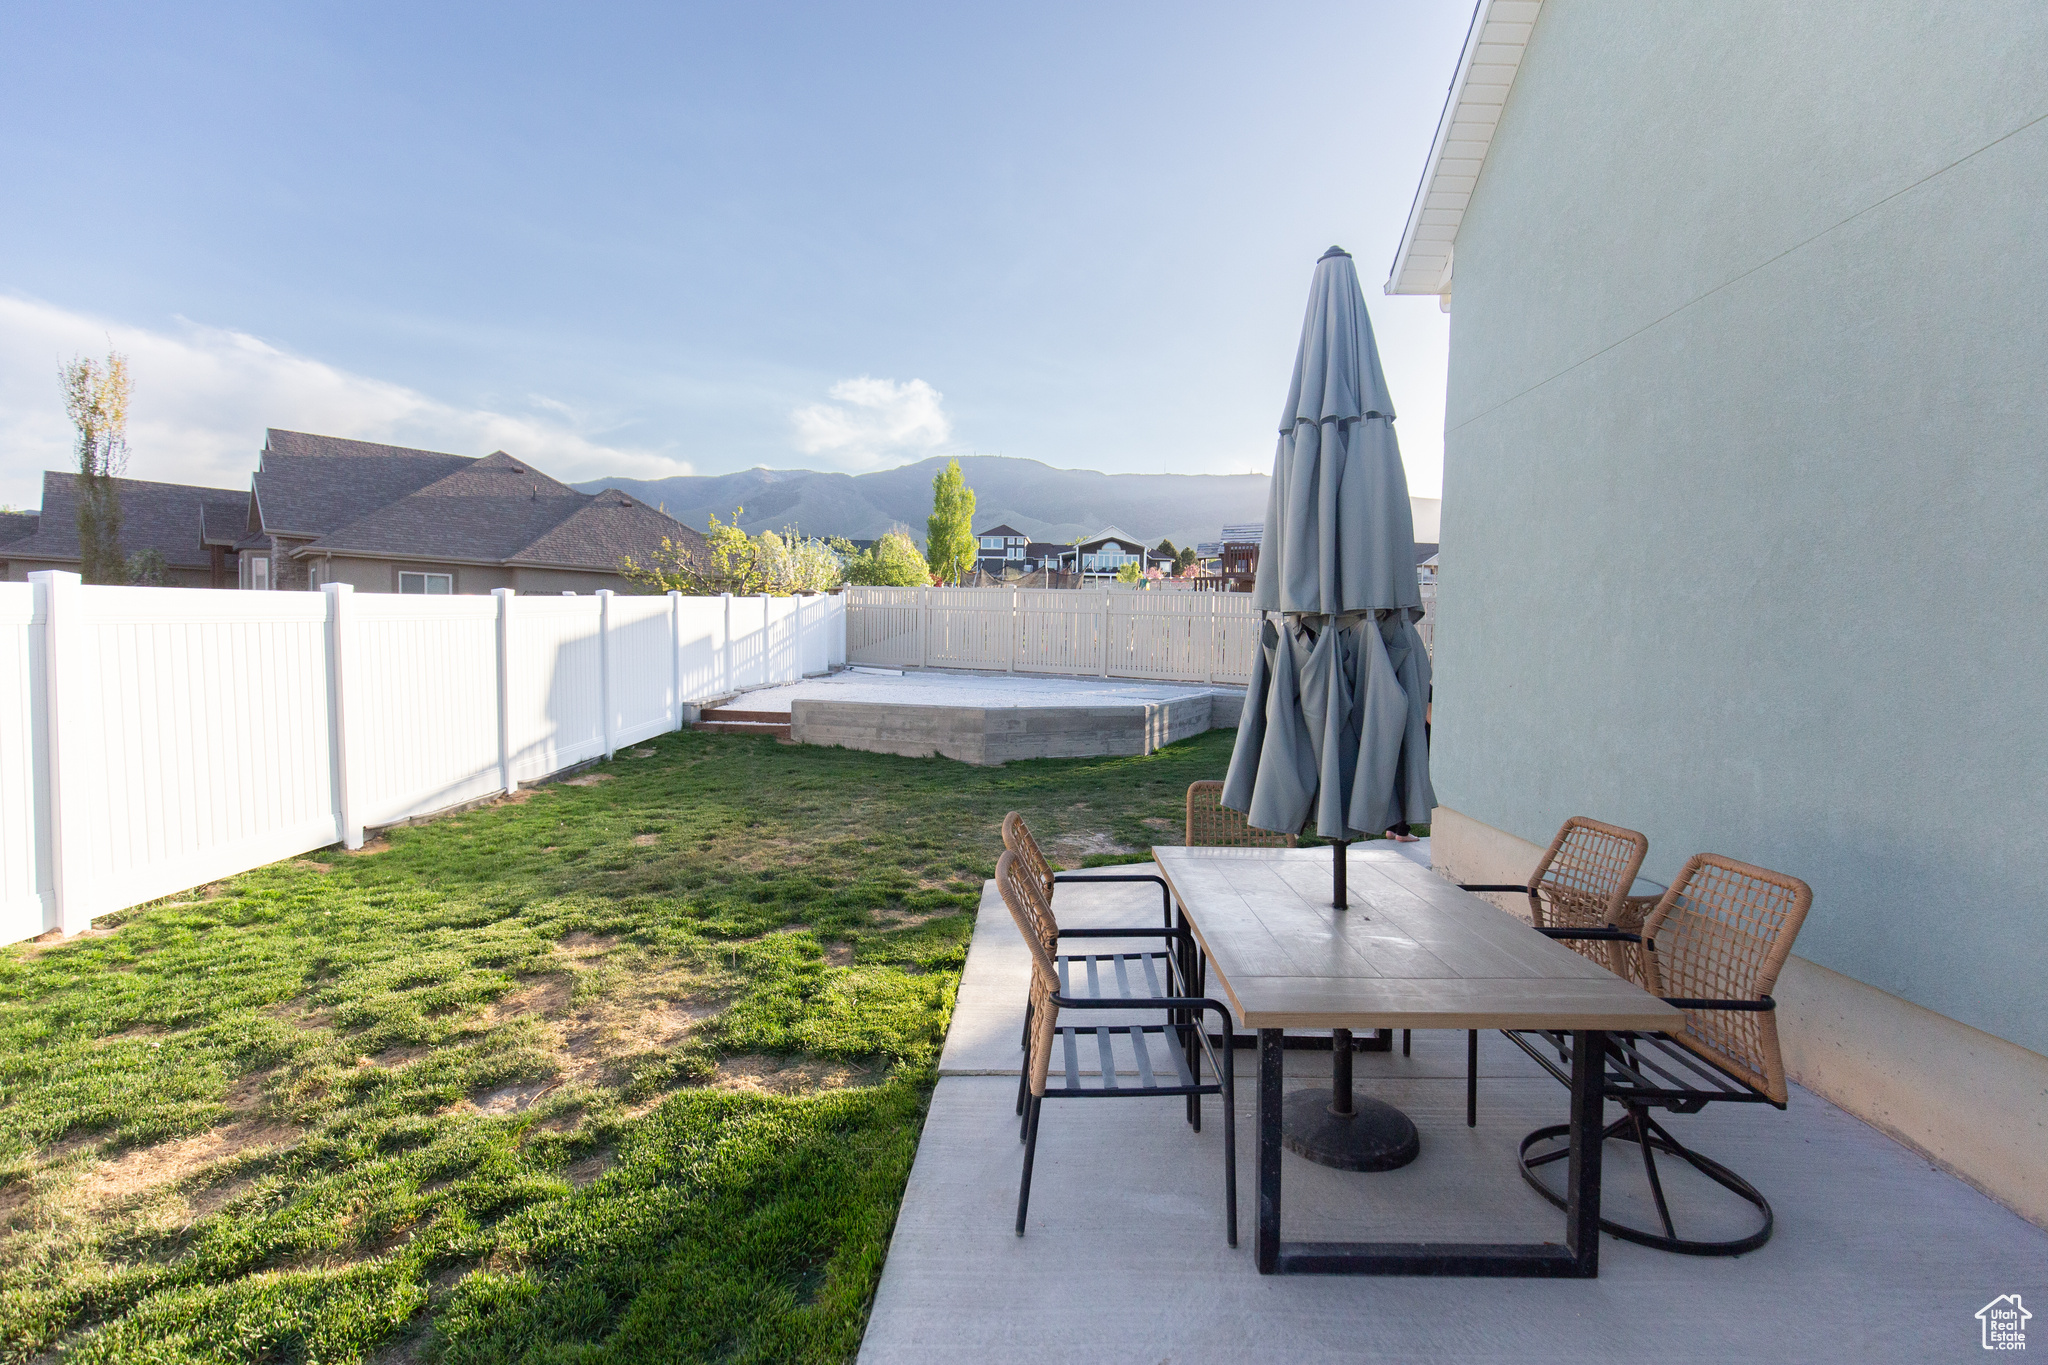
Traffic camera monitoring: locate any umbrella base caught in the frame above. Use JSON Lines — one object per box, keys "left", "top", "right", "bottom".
{"left": 1281, "top": 1089, "right": 1420, "bottom": 1172}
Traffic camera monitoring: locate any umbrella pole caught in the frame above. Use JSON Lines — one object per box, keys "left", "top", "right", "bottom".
{"left": 1333, "top": 838, "right": 1348, "bottom": 908}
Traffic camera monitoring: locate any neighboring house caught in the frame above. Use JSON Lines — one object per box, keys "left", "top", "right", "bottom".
{"left": 0, "top": 473, "right": 248, "bottom": 587}
{"left": 1217, "top": 523, "right": 1262, "bottom": 593}
{"left": 1415, "top": 543, "right": 1439, "bottom": 583}
{"left": 243, "top": 430, "right": 702, "bottom": 595}
{"left": 1043, "top": 527, "right": 1168, "bottom": 582}
{"left": 973, "top": 523, "right": 1031, "bottom": 575}
{"left": 1385, "top": 0, "right": 2048, "bottom": 1223}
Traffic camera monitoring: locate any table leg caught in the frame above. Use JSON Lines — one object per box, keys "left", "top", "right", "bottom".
{"left": 1564, "top": 1028, "right": 1606, "bottom": 1278}
{"left": 1257, "top": 1028, "right": 1284, "bottom": 1273}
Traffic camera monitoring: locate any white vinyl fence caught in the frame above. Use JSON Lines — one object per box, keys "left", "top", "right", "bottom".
{"left": 0, "top": 574, "right": 844, "bottom": 944}
{"left": 844, "top": 586, "right": 1263, "bottom": 685}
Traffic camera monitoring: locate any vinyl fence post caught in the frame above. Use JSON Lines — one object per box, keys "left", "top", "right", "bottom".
{"left": 322, "top": 581, "right": 365, "bottom": 851}
{"left": 721, "top": 592, "right": 733, "bottom": 696}
{"left": 668, "top": 590, "right": 684, "bottom": 730}
{"left": 1099, "top": 590, "right": 1111, "bottom": 679}
{"left": 30, "top": 571, "right": 91, "bottom": 933}
{"left": 1206, "top": 593, "right": 1218, "bottom": 685}
{"left": 921, "top": 587, "right": 931, "bottom": 670}
{"left": 493, "top": 588, "right": 516, "bottom": 794}
{"left": 760, "top": 591, "right": 772, "bottom": 682}
{"left": 597, "top": 589, "right": 616, "bottom": 760}
{"left": 1007, "top": 586, "right": 1017, "bottom": 673}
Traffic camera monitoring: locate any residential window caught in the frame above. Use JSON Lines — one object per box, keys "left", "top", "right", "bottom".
{"left": 400, "top": 572, "right": 453, "bottom": 595}
{"left": 248, "top": 556, "right": 269, "bottom": 591}
{"left": 981, "top": 536, "right": 1002, "bottom": 550}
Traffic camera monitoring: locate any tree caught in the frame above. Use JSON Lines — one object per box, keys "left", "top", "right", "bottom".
{"left": 1154, "top": 538, "right": 1178, "bottom": 561}
{"left": 62, "top": 351, "right": 131, "bottom": 583}
{"left": 1115, "top": 561, "right": 1145, "bottom": 585}
{"left": 125, "top": 548, "right": 169, "bottom": 586}
{"left": 1175, "top": 546, "right": 1197, "bottom": 575}
{"left": 924, "top": 459, "right": 977, "bottom": 585}
{"left": 620, "top": 507, "right": 845, "bottom": 596}
{"left": 839, "top": 530, "right": 931, "bottom": 587}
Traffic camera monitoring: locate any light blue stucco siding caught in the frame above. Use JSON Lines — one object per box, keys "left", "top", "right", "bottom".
{"left": 1431, "top": 1, "right": 2048, "bottom": 1053}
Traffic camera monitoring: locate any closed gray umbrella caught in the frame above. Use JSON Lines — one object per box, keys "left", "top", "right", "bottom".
{"left": 1223, "top": 246, "right": 1434, "bottom": 848}
{"left": 1219, "top": 246, "right": 1437, "bottom": 1172}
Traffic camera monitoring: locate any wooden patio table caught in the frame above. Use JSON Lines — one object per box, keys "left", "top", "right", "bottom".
{"left": 1151, "top": 843, "right": 1683, "bottom": 1277}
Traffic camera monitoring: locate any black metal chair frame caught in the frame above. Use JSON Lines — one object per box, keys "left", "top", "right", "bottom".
{"left": 1016, "top": 866, "right": 1175, "bottom": 1053}
{"left": 1504, "top": 924, "right": 1784, "bottom": 1256}
{"left": 1014, "top": 921, "right": 1239, "bottom": 1244}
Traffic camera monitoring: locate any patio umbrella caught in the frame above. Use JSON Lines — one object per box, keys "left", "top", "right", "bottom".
{"left": 1219, "top": 245, "right": 1435, "bottom": 1170}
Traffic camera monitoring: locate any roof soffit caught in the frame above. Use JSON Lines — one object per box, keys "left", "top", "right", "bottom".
{"left": 1385, "top": 0, "right": 1542, "bottom": 302}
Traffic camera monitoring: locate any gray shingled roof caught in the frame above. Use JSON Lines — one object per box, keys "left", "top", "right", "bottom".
{"left": 508, "top": 489, "right": 702, "bottom": 569}
{"left": 299, "top": 453, "right": 702, "bottom": 569}
{"left": 199, "top": 496, "right": 253, "bottom": 547}
{"left": 254, "top": 429, "right": 472, "bottom": 536}
{"left": 0, "top": 511, "right": 37, "bottom": 548}
{"left": 2, "top": 472, "right": 246, "bottom": 570}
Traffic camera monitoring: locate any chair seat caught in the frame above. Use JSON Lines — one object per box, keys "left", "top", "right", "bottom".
{"left": 1048, "top": 1022, "right": 1206, "bottom": 1096}
{"left": 1056, "top": 947, "right": 1178, "bottom": 1002}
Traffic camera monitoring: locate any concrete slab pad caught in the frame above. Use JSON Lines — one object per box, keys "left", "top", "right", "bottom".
{"left": 865, "top": 878, "right": 2048, "bottom": 1365}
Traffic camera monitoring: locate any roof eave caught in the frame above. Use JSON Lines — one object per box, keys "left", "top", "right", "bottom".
{"left": 1384, "top": 0, "right": 1543, "bottom": 303}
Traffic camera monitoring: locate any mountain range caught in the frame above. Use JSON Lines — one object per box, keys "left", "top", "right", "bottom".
{"left": 575, "top": 455, "right": 1280, "bottom": 550}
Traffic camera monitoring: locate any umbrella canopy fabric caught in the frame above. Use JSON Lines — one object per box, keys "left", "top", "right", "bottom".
{"left": 1223, "top": 247, "right": 1434, "bottom": 841}
{"left": 1254, "top": 247, "right": 1420, "bottom": 618}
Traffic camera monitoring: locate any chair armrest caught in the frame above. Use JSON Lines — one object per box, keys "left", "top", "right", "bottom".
{"left": 1054, "top": 871, "right": 1165, "bottom": 886}
{"left": 1460, "top": 883, "right": 1534, "bottom": 894}
{"left": 1055, "top": 926, "right": 1190, "bottom": 943}
{"left": 1663, "top": 994, "right": 1776, "bottom": 1012}
{"left": 1534, "top": 927, "right": 1642, "bottom": 943}
{"left": 1052, "top": 992, "right": 1235, "bottom": 1020}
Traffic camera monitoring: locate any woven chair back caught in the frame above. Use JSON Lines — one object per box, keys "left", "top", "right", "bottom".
{"left": 1527, "top": 817, "right": 1650, "bottom": 978}
{"left": 995, "top": 848, "right": 1061, "bottom": 1097}
{"left": 1640, "top": 853, "right": 1813, "bottom": 1104}
{"left": 1185, "top": 780, "right": 1297, "bottom": 848}
{"left": 1001, "top": 811, "right": 1060, "bottom": 903}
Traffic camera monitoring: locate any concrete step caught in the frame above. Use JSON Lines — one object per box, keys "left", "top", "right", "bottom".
{"left": 699, "top": 709, "right": 786, "bottom": 725}
{"left": 692, "top": 714, "right": 791, "bottom": 738}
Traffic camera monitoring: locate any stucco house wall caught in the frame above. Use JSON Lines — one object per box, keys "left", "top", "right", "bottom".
{"left": 1423, "top": 1, "right": 2048, "bottom": 1218}
{"left": 305, "top": 556, "right": 636, "bottom": 596}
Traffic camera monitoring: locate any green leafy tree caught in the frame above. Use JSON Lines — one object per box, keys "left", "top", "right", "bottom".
{"left": 61, "top": 351, "right": 131, "bottom": 583}
{"left": 839, "top": 530, "right": 931, "bottom": 587}
{"left": 924, "top": 459, "right": 977, "bottom": 585}
{"left": 621, "top": 508, "right": 844, "bottom": 596}
{"left": 1175, "top": 546, "right": 1197, "bottom": 574}
{"left": 125, "top": 548, "right": 169, "bottom": 586}
{"left": 1114, "top": 561, "right": 1144, "bottom": 585}
{"left": 1154, "top": 538, "right": 1177, "bottom": 561}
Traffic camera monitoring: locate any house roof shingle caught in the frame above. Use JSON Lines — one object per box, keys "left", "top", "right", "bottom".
{"left": 0, "top": 511, "right": 38, "bottom": 549}
{"left": 2, "top": 472, "right": 247, "bottom": 571}
{"left": 253, "top": 429, "right": 472, "bottom": 536}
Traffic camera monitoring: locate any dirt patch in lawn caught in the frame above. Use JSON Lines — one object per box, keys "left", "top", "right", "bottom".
{"left": 709, "top": 1054, "right": 880, "bottom": 1095}
{"left": 560, "top": 772, "right": 615, "bottom": 787}
{"left": 1046, "top": 830, "right": 1134, "bottom": 867}
{"left": 71, "top": 1115, "right": 301, "bottom": 1214}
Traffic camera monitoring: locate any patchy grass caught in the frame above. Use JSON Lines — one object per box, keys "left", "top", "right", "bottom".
{"left": 0, "top": 726, "right": 1238, "bottom": 1363}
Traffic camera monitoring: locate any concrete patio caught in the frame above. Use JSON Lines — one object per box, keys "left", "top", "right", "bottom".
{"left": 858, "top": 856, "right": 2047, "bottom": 1365}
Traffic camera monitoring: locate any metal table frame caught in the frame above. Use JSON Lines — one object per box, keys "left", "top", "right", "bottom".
{"left": 1253, "top": 1024, "right": 1607, "bottom": 1276}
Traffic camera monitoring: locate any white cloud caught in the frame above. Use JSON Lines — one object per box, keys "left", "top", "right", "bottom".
{"left": 790, "top": 376, "right": 950, "bottom": 470}
{"left": 0, "top": 294, "right": 689, "bottom": 508}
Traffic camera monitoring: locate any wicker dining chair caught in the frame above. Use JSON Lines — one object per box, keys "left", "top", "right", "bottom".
{"left": 1509, "top": 853, "right": 1813, "bottom": 1255}
{"left": 996, "top": 848, "right": 1238, "bottom": 1242}
{"left": 1185, "top": 780, "right": 1297, "bottom": 849}
{"left": 1456, "top": 816, "right": 1651, "bottom": 1126}
{"left": 1004, "top": 812, "right": 1184, "bottom": 1056}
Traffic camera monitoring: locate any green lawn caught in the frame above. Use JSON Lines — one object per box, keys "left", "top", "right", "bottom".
{"left": 0, "top": 727, "right": 1240, "bottom": 1364}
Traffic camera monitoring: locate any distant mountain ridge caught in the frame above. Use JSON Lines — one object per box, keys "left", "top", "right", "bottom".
{"left": 574, "top": 455, "right": 1276, "bottom": 551}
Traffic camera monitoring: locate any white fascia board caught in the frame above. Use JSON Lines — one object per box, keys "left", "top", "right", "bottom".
{"left": 1385, "top": 0, "right": 1543, "bottom": 299}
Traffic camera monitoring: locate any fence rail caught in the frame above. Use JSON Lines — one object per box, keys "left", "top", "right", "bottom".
{"left": 0, "top": 575, "right": 843, "bottom": 945}
{"left": 844, "top": 586, "right": 1262, "bottom": 684}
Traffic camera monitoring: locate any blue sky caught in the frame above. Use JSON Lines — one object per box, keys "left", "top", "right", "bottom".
{"left": 0, "top": 1, "right": 1471, "bottom": 508}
